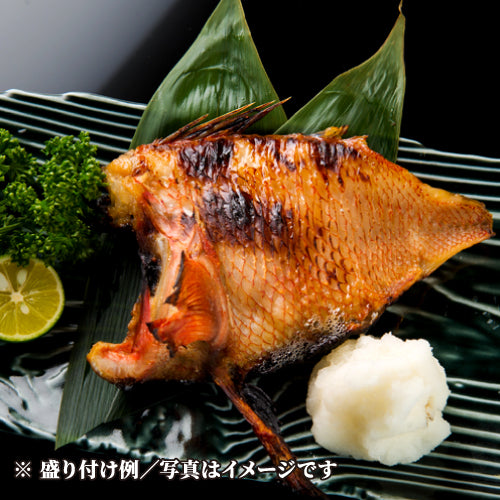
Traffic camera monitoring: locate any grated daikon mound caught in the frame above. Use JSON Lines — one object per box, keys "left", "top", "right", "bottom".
{"left": 306, "top": 333, "right": 451, "bottom": 466}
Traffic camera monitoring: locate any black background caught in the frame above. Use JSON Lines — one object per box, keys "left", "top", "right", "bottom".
{"left": 0, "top": 0, "right": 498, "bottom": 157}
{"left": 100, "top": 0, "right": 499, "bottom": 157}
{"left": 1, "top": 1, "right": 498, "bottom": 499}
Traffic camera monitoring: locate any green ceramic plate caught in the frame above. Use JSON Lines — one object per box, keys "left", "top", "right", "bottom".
{"left": 1, "top": 90, "right": 499, "bottom": 497}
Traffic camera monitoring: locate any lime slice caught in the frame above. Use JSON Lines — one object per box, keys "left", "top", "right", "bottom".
{"left": 0, "top": 256, "right": 65, "bottom": 342}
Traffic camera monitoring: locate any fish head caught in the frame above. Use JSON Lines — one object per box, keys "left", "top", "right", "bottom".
{"left": 88, "top": 146, "right": 231, "bottom": 384}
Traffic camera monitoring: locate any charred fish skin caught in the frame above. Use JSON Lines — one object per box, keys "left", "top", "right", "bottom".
{"left": 87, "top": 103, "right": 493, "bottom": 498}
{"left": 149, "top": 132, "right": 491, "bottom": 375}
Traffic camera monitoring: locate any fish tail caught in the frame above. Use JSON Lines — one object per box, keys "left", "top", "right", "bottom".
{"left": 212, "top": 367, "right": 328, "bottom": 498}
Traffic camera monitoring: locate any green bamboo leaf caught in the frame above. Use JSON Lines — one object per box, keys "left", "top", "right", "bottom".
{"left": 276, "top": 8, "right": 406, "bottom": 162}
{"left": 55, "top": 234, "right": 142, "bottom": 448}
{"left": 130, "top": 0, "right": 286, "bottom": 148}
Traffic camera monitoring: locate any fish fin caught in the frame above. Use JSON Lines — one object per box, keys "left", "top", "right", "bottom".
{"left": 317, "top": 125, "right": 349, "bottom": 139}
{"left": 242, "top": 383, "right": 281, "bottom": 434}
{"left": 147, "top": 250, "right": 228, "bottom": 352}
{"left": 158, "top": 99, "right": 290, "bottom": 143}
{"left": 213, "top": 367, "right": 328, "bottom": 498}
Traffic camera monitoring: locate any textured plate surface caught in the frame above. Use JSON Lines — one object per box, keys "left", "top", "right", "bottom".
{"left": 1, "top": 90, "right": 499, "bottom": 498}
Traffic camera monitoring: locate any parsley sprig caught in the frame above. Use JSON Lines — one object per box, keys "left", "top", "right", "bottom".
{"left": 0, "top": 129, "right": 106, "bottom": 267}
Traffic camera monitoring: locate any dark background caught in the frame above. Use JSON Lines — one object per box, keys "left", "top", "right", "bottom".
{"left": 0, "top": 0, "right": 497, "bottom": 157}
{"left": 0, "top": 1, "right": 498, "bottom": 499}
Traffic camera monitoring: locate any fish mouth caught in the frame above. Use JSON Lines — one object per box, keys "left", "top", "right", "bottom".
{"left": 87, "top": 286, "right": 173, "bottom": 385}
{"left": 87, "top": 189, "right": 230, "bottom": 385}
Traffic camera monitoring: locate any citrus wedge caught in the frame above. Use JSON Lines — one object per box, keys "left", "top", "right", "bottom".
{"left": 0, "top": 256, "right": 65, "bottom": 342}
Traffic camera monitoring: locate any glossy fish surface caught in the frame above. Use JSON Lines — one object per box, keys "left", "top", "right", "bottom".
{"left": 87, "top": 103, "right": 493, "bottom": 497}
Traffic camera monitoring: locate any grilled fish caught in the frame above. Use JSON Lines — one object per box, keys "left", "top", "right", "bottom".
{"left": 88, "top": 102, "right": 493, "bottom": 496}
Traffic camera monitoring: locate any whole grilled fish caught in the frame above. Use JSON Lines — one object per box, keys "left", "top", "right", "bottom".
{"left": 88, "top": 102, "right": 493, "bottom": 497}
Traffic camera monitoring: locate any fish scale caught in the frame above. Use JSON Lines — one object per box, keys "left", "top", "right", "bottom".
{"left": 87, "top": 102, "right": 493, "bottom": 497}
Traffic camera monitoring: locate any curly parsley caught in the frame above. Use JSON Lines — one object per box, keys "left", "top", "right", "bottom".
{"left": 0, "top": 129, "right": 106, "bottom": 267}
